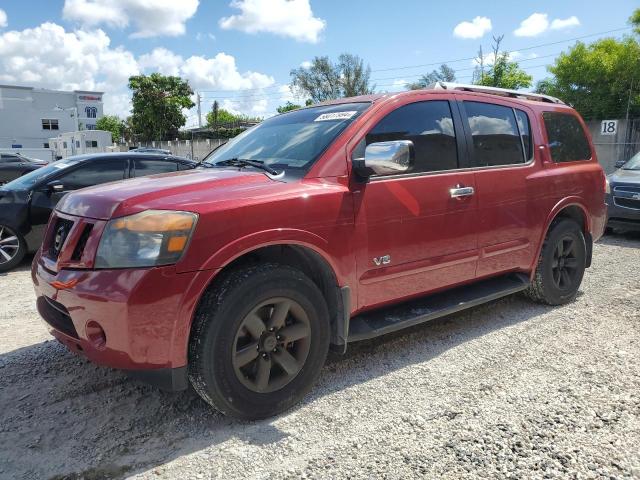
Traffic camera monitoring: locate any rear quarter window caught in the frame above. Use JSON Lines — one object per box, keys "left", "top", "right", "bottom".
{"left": 542, "top": 112, "right": 592, "bottom": 163}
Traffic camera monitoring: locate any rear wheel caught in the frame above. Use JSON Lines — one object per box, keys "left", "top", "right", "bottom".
{"left": 0, "top": 225, "right": 26, "bottom": 272}
{"left": 189, "top": 263, "right": 330, "bottom": 419}
{"left": 525, "top": 219, "right": 586, "bottom": 305}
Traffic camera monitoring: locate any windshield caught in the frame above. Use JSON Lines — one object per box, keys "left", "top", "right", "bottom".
{"left": 1, "top": 158, "right": 80, "bottom": 190}
{"left": 204, "top": 102, "right": 371, "bottom": 175}
{"left": 622, "top": 151, "right": 640, "bottom": 170}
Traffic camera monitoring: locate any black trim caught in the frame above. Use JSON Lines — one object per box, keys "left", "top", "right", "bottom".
{"left": 126, "top": 366, "right": 189, "bottom": 391}
{"left": 330, "top": 286, "right": 351, "bottom": 354}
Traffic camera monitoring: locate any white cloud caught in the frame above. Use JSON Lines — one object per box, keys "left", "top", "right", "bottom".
{"left": 514, "top": 13, "right": 549, "bottom": 37}
{"left": 471, "top": 51, "right": 520, "bottom": 67}
{"left": 219, "top": 0, "right": 326, "bottom": 43}
{"left": 62, "top": 0, "right": 199, "bottom": 38}
{"left": 0, "top": 9, "right": 7, "bottom": 28}
{"left": 514, "top": 13, "right": 580, "bottom": 37}
{"left": 550, "top": 16, "right": 580, "bottom": 30}
{"left": 300, "top": 60, "right": 313, "bottom": 68}
{"left": 196, "top": 32, "right": 216, "bottom": 41}
{"left": 0, "top": 22, "right": 276, "bottom": 119}
{"left": 453, "top": 16, "right": 492, "bottom": 39}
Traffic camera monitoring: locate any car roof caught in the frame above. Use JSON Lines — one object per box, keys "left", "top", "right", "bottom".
{"left": 63, "top": 152, "right": 196, "bottom": 163}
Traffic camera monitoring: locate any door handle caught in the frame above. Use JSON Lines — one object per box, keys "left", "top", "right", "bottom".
{"left": 450, "top": 186, "right": 475, "bottom": 198}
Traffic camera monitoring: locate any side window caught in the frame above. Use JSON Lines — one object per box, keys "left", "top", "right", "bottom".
{"left": 1, "top": 154, "right": 20, "bottom": 163}
{"left": 542, "top": 112, "right": 591, "bottom": 162}
{"left": 57, "top": 159, "right": 126, "bottom": 190}
{"left": 464, "top": 101, "right": 525, "bottom": 166}
{"left": 365, "top": 100, "right": 458, "bottom": 173}
{"left": 134, "top": 159, "right": 179, "bottom": 177}
{"left": 515, "top": 109, "right": 533, "bottom": 161}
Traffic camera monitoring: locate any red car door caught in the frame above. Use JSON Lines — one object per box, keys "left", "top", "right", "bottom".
{"left": 350, "top": 96, "right": 479, "bottom": 311}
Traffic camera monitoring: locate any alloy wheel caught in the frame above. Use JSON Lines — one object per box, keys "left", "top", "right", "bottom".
{"left": 0, "top": 226, "right": 20, "bottom": 265}
{"left": 551, "top": 235, "right": 580, "bottom": 290}
{"left": 232, "top": 297, "right": 311, "bottom": 393}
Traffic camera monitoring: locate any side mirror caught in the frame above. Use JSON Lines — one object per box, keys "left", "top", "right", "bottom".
{"left": 47, "top": 180, "right": 65, "bottom": 193}
{"left": 353, "top": 140, "right": 414, "bottom": 178}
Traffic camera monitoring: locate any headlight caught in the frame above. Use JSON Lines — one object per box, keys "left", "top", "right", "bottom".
{"left": 605, "top": 177, "right": 611, "bottom": 194}
{"left": 95, "top": 210, "right": 198, "bottom": 269}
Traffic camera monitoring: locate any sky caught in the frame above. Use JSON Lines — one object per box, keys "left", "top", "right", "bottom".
{"left": 0, "top": 0, "right": 637, "bottom": 127}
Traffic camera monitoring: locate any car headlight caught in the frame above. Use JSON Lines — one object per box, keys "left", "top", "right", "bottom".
{"left": 95, "top": 210, "right": 198, "bottom": 269}
{"left": 605, "top": 177, "right": 611, "bottom": 194}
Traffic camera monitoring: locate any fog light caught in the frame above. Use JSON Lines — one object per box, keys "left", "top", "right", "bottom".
{"left": 86, "top": 321, "right": 106, "bottom": 350}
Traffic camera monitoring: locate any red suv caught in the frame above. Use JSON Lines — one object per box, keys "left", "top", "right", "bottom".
{"left": 32, "top": 83, "right": 606, "bottom": 419}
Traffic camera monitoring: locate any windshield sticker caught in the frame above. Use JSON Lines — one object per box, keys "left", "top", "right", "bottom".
{"left": 314, "top": 111, "right": 358, "bottom": 122}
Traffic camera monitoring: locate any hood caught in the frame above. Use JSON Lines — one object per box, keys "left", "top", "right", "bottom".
{"left": 609, "top": 168, "right": 640, "bottom": 185}
{"left": 56, "top": 168, "right": 285, "bottom": 220}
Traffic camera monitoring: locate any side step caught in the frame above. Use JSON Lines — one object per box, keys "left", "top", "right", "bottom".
{"left": 348, "top": 273, "right": 530, "bottom": 342}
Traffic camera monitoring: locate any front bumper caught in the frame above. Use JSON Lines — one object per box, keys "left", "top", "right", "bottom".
{"left": 606, "top": 193, "right": 640, "bottom": 231}
{"left": 32, "top": 252, "right": 216, "bottom": 391}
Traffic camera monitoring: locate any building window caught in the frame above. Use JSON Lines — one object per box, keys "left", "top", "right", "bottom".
{"left": 76, "top": 141, "right": 80, "bottom": 148}
{"left": 42, "top": 119, "right": 59, "bottom": 130}
{"left": 85, "top": 106, "right": 98, "bottom": 118}
{"left": 63, "top": 142, "right": 68, "bottom": 149}
{"left": 86, "top": 124, "right": 96, "bottom": 130}
{"left": 85, "top": 140, "right": 98, "bottom": 148}
{"left": 43, "top": 143, "right": 50, "bottom": 148}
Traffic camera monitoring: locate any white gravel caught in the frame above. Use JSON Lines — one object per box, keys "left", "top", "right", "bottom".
{"left": 1, "top": 233, "right": 639, "bottom": 480}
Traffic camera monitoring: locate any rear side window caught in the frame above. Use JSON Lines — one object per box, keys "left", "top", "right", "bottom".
{"left": 365, "top": 100, "right": 458, "bottom": 173}
{"left": 58, "top": 159, "right": 126, "bottom": 190}
{"left": 463, "top": 102, "right": 525, "bottom": 166}
{"left": 133, "top": 158, "right": 179, "bottom": 176}
{"left": 515, "top": 109, "right": 533, "bottom": 161}
{"left": 542, "top": 112, "right": 591, "bottom": 162}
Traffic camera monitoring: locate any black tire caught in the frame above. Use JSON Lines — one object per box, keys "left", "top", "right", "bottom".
{"left": 188, "top": 263, "right": 330, "bottom": 419}
{"left": 525, "top": 219, "right": 586, "bottom": 305}
{"left": 0, "top": 225, "right": 27, "bottom": 273}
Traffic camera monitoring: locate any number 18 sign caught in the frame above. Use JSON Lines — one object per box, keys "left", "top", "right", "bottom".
{"left": 601, "top": 120, "right": 618, "bottom": 136}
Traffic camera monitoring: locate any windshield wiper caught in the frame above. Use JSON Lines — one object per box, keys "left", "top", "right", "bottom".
{"left": 213, "top": 158, "right": 281, "bottom": 176}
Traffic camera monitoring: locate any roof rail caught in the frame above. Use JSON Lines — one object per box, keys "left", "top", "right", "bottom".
{"left": 427, "top": 82, "right": 565, "bottom": 105}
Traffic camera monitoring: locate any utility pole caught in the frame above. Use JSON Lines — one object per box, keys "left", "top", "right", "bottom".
{"left": 197, "top": 92, "right": 202, "bottom": 128}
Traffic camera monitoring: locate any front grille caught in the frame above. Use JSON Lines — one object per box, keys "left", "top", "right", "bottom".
{"left": 614, "top": 185, "right": 640, "bottom": 194}
{"left": 614, "top": 197, "right": 640, "bottom": 210}
{"left": 71, "top": 223, "right": 94, "bottom": 261}
{"left": 48, "top": 218, "right": 74, "bottom": 260}
{"left": 37, "top": 296, "right": 78, "bottom": 338}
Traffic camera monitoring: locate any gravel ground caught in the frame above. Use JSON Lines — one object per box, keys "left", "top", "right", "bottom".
{"left": 1, "top": 233, "right": 639, "bottom": 480}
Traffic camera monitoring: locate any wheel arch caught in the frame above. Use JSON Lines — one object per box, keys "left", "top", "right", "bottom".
{"left": 533, "top": 198, "right": 593, "bottom": 275}
{"left": 185, "top": 241, "right": 349, "bottom": 360}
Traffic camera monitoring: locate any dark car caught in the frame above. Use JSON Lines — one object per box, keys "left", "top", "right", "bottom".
{"left": 0, "top": 153, "right": 48, "bottom": 185}
{"left": 0, "top": 152, "right": 196, "bottom": 271}
{"left": 606, "top": 151, "right": 640, "bottom": 231}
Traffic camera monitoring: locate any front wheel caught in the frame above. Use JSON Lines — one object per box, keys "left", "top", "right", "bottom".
{"left": 0, "top": 225, "right": 26, "bottom": 272}
{"left": 188, "top": 263, "right": 330, "bottom": 419}
{"left": 525, "top": 219, "right": 586, "bottom": 305}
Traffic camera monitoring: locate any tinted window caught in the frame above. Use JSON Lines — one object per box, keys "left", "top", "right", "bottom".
{"left": 0, "top": 155, "right": 20, "bottom": 163}
{"left": 543, "top": 112, "right": 591, "bottom": 162}
{"left": 515, "top": 109, "right": 533, "bottom": 160}
{"left": 134, "top": 158, "right": 178, "bottom": 176}
{"left": 58, "top": 159, "right": 126, "bottom": 190}
{"left": 464, "top": 102, "right": 524, "bottom": 166}
{"left": 365, "top": 101, "right": 458, "bottom": 173}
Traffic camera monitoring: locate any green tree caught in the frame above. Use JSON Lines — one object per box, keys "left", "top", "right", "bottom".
{"left": 631, "top": 8, "right": 640, "bottom": 35}
{"left": 535, "top": 37, "right": 640, "bottom": 119}
{"left": 128, "top": 73, "right": 195, "bottom": 141}
{"left": 95, "top": 115, "right": 124, "bottom": 143}
{"left": 277, "top": 101, "right": 302, "bottom": 113}
{"left": 406, "top": 64, "right": 456, "bottom": 90}
{"left": 290, "top": 53, "right": 374, "bottom": 102}
{"left": 205, "top": 107, "right": 243, "bottom": 127}
{"left": 474, "top": 36, "right": 532, "bottom": 90}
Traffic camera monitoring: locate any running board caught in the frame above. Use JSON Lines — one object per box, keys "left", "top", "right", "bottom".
{"left": 348, "top": 273, "right": 530, "bottom": 342}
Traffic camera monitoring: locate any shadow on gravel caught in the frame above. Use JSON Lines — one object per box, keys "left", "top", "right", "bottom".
{"left": 0, "top": 292, "right": 552, "bottom": 479}
{"left": 0, "top": 253, "right": 33, "bottom": 277}
{"left": 598, "top": 229, "right": 640, "bottom": 248}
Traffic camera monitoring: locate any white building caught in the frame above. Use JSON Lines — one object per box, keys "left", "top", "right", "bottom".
{"left": 0, "top": 84, "right": 104, "bottom": 149}
{"left": 49, "top": 130, "right": 113, "bottom": 159}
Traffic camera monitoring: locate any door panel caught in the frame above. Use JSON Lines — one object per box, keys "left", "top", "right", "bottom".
{"left": 355, "top": 172, "right": 478, "bottom": 309}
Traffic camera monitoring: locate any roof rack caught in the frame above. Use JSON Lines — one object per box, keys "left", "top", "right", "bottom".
{"left": 427, "top": 82, "right": 565, "bottom": 105}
